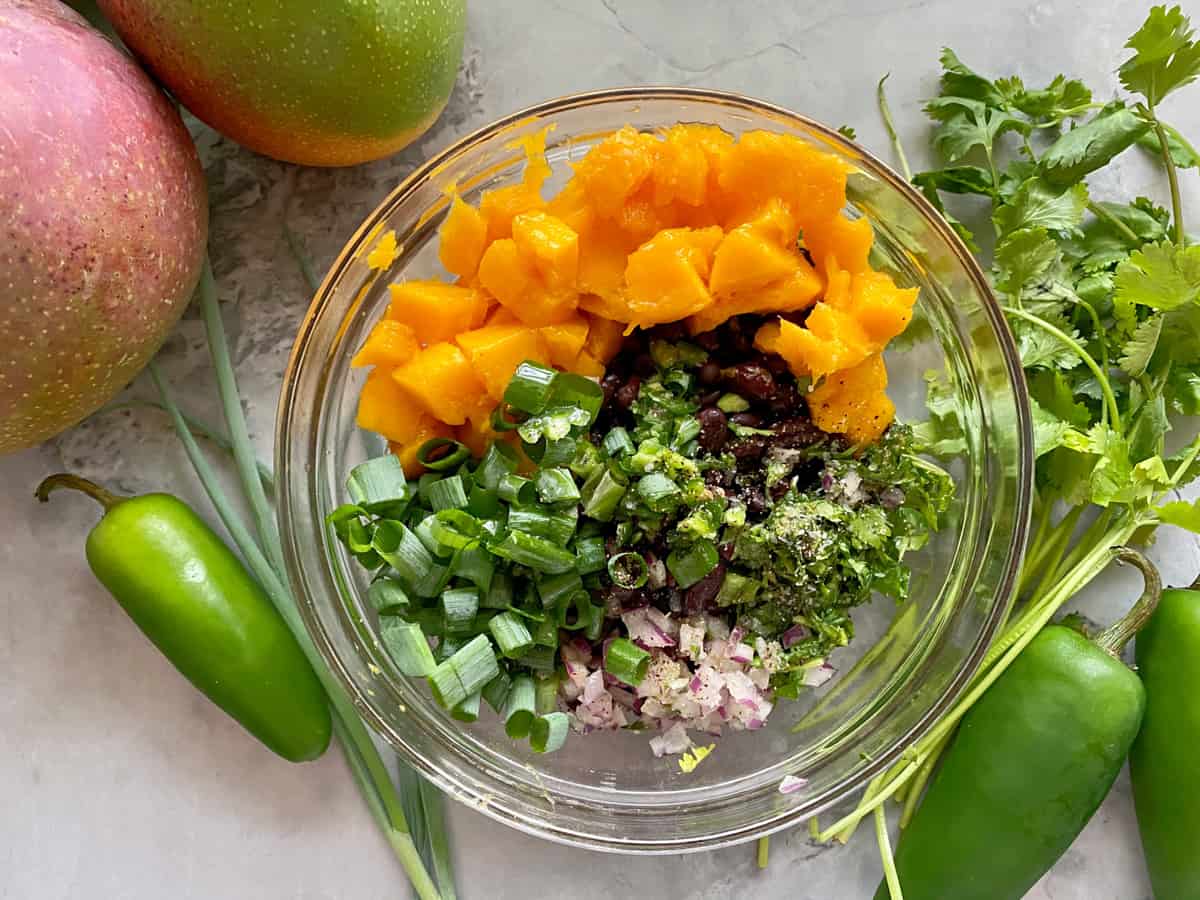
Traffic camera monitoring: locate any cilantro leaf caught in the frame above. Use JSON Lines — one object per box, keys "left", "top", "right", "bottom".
{"left": 1168, "top": 364, "right": 1200, "bottom": 414}
{"left": 1064, "top": 198, "right": 1170, "bottom": 272}
{"left": 1119, "top": 314, "right": 1165, "bottom": 376}
{"left": 936, "top": 48, "right": 1007, "bottom": 105}
{"left": 1087, "top": 425, "right": 1135, "bottom": 506}
{"left": 1137, "top": 121, "right": 1200, "bottom": 167}
{"left": 993, "top": 178, "right": 1088, "bottom": 236}
{"left": 1010, "top": 312, "right": 1082, "bottom": 370}
{"left": 1156, "top": 498, "right": 1200, "bottom": 533}
{"left": 1129, "top": 393, "right": 1170, "bottom": 462}
{"left": 993, "top": 227, "right": 1061, "bottom": 297}
{"left": 912, "top": 369, "right": 966, "bottom": 457}
{"left": 925, "top": 96, "right": 1030, "bottom": 162}
{"left": 997, "top": 74, "right": 1093, "bottom": 121}
{"left": 1029, "top": 369, "right": 1092, "bottom": 428}
{"left": 1037, "top": 104, "right": 1150, "bottom": 187}
{"left": 837, "top": 124, "right": 857, "bottom": 140}
{"left": 1114, "top": 241, "right": 1200, "bottom": 310}
{"left": 1030, "top": 399, "right": 1086, "bottom": 457}
{"left": 1119, "top": 4, "right": 1200, "bottom": 107}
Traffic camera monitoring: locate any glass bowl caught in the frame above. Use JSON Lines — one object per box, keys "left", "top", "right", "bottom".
{"left": 276, "top": 87, "right": 1033, "bottom": 854}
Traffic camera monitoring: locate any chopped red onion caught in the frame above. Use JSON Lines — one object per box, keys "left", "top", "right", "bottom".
{"left": 727, "top": 641, "right": 755, "bottom": 664}
{"left": 622, "top": 608, "right": 677, "bottom": 648}
{"left": 803, "top": 662, "right": 836, "bottom": 688}
{"left": 781, "top": 624, "right": 809, "bottom": 648}
{"left": 778, "top": 775, "right": 809, "bottom": 795}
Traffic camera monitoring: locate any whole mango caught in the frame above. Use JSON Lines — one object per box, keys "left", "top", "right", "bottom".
{"left": 97, "top": 0, "right": 468, "bottom": 167}
{"left": 0, "top": 0, "right": 208, "bottom": 453}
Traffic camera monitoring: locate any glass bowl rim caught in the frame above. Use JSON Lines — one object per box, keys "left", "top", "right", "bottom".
{"left": 276, "top": 85, "right": 1034, "bottom": 853}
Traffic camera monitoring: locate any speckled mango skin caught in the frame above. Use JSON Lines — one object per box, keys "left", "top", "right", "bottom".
{"left": 97, "top": 0, "right": 467, "bottom": 167}
{"left": 0, "top": 0, "right": 208, "bottom": 453}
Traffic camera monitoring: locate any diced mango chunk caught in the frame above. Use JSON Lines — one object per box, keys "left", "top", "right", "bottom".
{"left": 807, "top": 354, "right": 895, "bottom": 444}
{"left": 583, "top": 314, "right": 626, "bottom": 362}
{"left": 351, "top": 320, "right": 419, "bottom": 369}
{"left": 389, "top": 418, "right": 456, "bottom": 477}
{"left": 624, "top": 226, "right": 723, "bottom": 328}
{"left": 357, "top": 367, "right": 438, "bottom": 445}
{"left": 512, "top": 211, "right": 579, "bottom": 291}
{"left": 570, "top": 349, "right": 606, "bottom": 377}
{"left": 392, "top": 342, "right": 484, "bottom": 425}
{"left": 387, "top": 281, "right": 490, "bottom": 345}
{"left": 455, "top": 323, "right": 550, "bottom": 401}
{"left": 478, "top": 238, "right": 577, "bottom": 327}
{"left": 805, "top": 214, "right": 874, "bottom": 275}
{"left": 709, "top": 225, "right": 803, "bottom": 299}
{"left": 439, "top": 196, "right": 489, "bottom": 279}
{"left": 538, "top": 316, "right": 589, "bottom": 368}
{"left": 574, "top": 125, "right": 657, "bottom": 219}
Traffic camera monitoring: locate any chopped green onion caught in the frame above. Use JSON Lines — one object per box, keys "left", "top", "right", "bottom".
{"left": 507, "top": 505, "right": 577, "bottom": 546}
{"left": 482, "top": 572, "right": 514, "bottom": 609}
{"left": 716, "top": 570, "right": 760, "bottom": 607}
{"left": 451, "top": 542, "right": 495, "bottom": 592}
{"left": 497, "top": 473, "right": 537, "bottom": 505}
{"left": 429, "top": 508, "right": 483, "bottom": 552}
{"left": 717, "top": 393, "right": 750, "bottom": 413}
{"left": 413, "top": 515, "right": 444, "bottom": 557}
{"left": 346, "top": 519, "right": 373, "bottom": 554}
{"left": 583, "top": 603, "right": 605, "bottom": 641}
{"left": 527, "top": 435, "right": 578, "bottom": 467}
{"left": 427, "top": 475, "right": 469, "bottom": 511}
{"left": 667, "top": 540, "right": 719, "bottom": 588}
{"left": 346, "top": 455, "right": 410, "bottom": 513}
{"left": 535, "top": 467, "right": 581, "bottom": 504}
{"left": 417, "top": 438, "right": 471, "bottom": 471}
{"left": 581, "top": 468, "right": 627, "bottom": 521}
{"left": 490, "top": 530, "right": 577, "bottom": 574}
{"left": 530, "top": 712, "right": 570, "bottom": 753}
{"left": 569, "top": 440, "right": 603, "bottom": 479}
{"left": 608, "top": 551, "right": 649, "bottom": 589}
{"left": 531, "top": 615, "right": 559, "bottom": 648}
{"left": 602, "top": 427, "right": 636, "bottom": 457}
{"left": 605, "top": 637, "right": 650, "bottom": 687}
{"left": 328, "top": 504, "right": 367, "bottom": 539}
{"left": 410, "top": 606, "right": 446, "bottom": 638}
{"left": 436, "top": 635, "right": 466, "bottom": 662}
{"left": 664, "top": 370, "right": 693, "bottom": 394}
{"left": 482, "top": 669, "right": 512, "bottom": 713}
{"left": 504, "top": 361, "right": 559, "bottom": 414}
{"left": 450, "top": 691, "right": 482, "bottom": 723}
{"left": 515, "top": 644, "right": 558, "bottom": 671}
{"left": 537, "top": 571, "right": 584, "bottom": 609}
{"left": 549, "top": 372, "right": 604, "bottom": 423}
{"left": 557, "top": 591, "right": 595, "bottom": 631}
{"left": 412, "top": 562, "right": 449, "bottom": 599}
{"left": 574, "top": 536, "right": 606, "bottom": 575}
{"left": 429, "top": 634, "right": 500, "bottom": 709}
{"left": 637, "top": 472, "right": 680, "bottom": 512}
{"left": 467, "top": 485, "right": 503, "bottom": 519}
{"left": 368, "top": 578, "right": 409, "bottom": 615}
{"left": 489, "top": 404, "right": 525, "bottom": 432}
{"left": 381, "top": 619, "right": 436, "bottom": 676}
{"left": 441, "top": 587, "right": 479, "bottom": 635}
{"left": 372, "top": 521, "right": 435, "bottom": 588}
{"left": 504, "top": 675, "right": 537, "bottom": 738}
{"left": 476, "top": 442, "right": 518, "bottom": 490}
{"left": 488, "top": 611, "right": 534, "bottom": 658}
{"left": 534, "top": 672, "right": 560, "bottom": 714}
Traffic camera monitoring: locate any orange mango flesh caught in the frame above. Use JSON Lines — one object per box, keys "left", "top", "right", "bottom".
{"left": 353, "top": 124, "right": 914, "bottom": 473}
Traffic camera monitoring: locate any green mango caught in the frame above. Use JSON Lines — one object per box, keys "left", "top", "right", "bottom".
{"left": 97, "top": 0, "right": 467, "bottom": 166}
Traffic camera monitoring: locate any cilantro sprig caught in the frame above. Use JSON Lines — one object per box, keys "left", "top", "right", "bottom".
{"left": 822, "top": 3, "right": 1200, "bottom": 869}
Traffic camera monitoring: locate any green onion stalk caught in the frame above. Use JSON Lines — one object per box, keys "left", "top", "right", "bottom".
{"left": 150, "top": 258, "right": 450, "bottom": 900}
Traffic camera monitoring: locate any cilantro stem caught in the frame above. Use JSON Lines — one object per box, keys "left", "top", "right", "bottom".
{"left": 1086, "top": 201, "right": 1143, "bottom": 247}
{"left": 756, "top": 836, "right": 770, "bottom": 869}
{"left": 1158, "top": 119, "right": 1200, "bottom": 169}
{"left": 1002, "top": 306, "right": 1122, "bottom": 432}
{"left": 1148, "top": 104, "right": 1186, "bottom": 245}
{"left": 876, "top": 805, "right": 905, "bottom": 900}
{"left": 877, "top": 75, "right": 913, "bottom": 182}
{"left": 284, "top": 223, "right": 322, "bottom": 294}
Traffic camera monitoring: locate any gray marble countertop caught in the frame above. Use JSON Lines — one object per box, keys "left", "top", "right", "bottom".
{"left": 4, "top": 1, "right": 1199, "bottom": 897}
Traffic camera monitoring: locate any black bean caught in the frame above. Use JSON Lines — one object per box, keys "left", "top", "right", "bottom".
{"left": 769, "top": 480, "right": 791, "bottom": 500}
{"left": 699, "top": 390, "right": 722, "bottom": 407}
{"left": 693, "top": 330, "right": 721, "bottom": 351}
{"left": 731, "top": 436, "right": 767, "bottom": 462}
{"left": 651, "top": 321, "right": 688, "bottom": 342}
{"left": 732, "top": 363, "right": 775, "bottom": 399}
{"left": 768, "top": 384, "right": 801, "bottom": 415}
{"left": 696, "top": 407, "right": 728, "bottom": 453}
{"left": 632, "top": 353, "right": 656, "bottom": 377}
{"left": 698, "top": 361, "right": 722, "bottom": 384}
{"left": 601, "top": 373, "right": 622, "bottom": 405}
{"left": 615, "top": 376, "right": 641, "bottom": 409}
{"left": 745, "top": 489, "right": 768, "bottom": 518}
{"left": 730, "top": 412, "right": 762, "bottom": 428}
{"left": 775, "top": 416, "right": 825, "bottom": 447}
{"left": 763, "top": 354, "right": 789, "bottom": 376}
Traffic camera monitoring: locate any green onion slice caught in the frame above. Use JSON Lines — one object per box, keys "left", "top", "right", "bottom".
{"left": 608, "top": 551, "right": 649, "bottom": 589}
{"left": 429, "top": 634, "right": 500, "bottom": 709}
{"left": 427, "top": 475, "right": 469, "bottom": 511}
{"left": 416, "top": 438, "right": 470, "bottom": 471}
{"left": 450, "top": 691, "right": 482, "bottom": 723}
{"left": 504, "top": 675, "right": 537, "bottom": 738}
{"left": 605, "top": 637, "right": 651, "bottom": 687}
{"left": 530, "top": 712, "right": 570, "bottom": 753}
{"left": 488, "top": 611, "right": 534, "bottom": 658}
{"left": 346, "top": 455, "right": 410, "bottom": 512}
{"left": 549, "top": 372, "right": 604, "bottom": 423}
{"left": 441, "top": 587, "right": 480, "bottom": 635}
{"left": 535, "top": 467, "right": 581, "bottom": 504}
{"left": 381, "top": 619, "right": 436, "bottom": 677}
{"left": 497, "top": 473, "right": 537, "bottom": 506}
{"left": 481, "top": 669, "right": 512, "bottom": 713}
{"left": 581, "top": 468, "right": 627, "bottom": 521}
{"left": 602, "top": 427, "right": 636, "bottom": 457}
{"left": 476, "top": 442, "right": 518, "bottom": 490}
{"left": 368, "top": 578, "right": 409, "bottom": 615}
{"left": 574, "top": 536, "right": 606, "bottom": 575}
{"left": 490, "top": 530, "right": 577, "bottom": 574}
{"left": 503, "top": 361, "right": 559, "bottom": 415}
